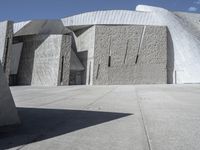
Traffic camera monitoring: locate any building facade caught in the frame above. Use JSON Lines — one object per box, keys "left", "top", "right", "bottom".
{"left": 1, "top": 5, "right": 200, "bottom": 86}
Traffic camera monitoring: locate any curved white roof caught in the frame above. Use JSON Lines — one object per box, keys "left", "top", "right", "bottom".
{"left": 61, "top": 10, "right": 158, "bottom": 26}
{"left": 136, "top": 5, "right": 200, "bottom": 84}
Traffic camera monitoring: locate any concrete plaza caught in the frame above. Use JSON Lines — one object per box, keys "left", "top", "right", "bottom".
{"left": 1, "top": 84, "right": 200, "bottom": 150}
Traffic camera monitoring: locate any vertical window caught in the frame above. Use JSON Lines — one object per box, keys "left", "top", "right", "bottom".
{"left": 108, "top": 37, "right": 111, "bottom": 67}
{"left": 96, "top": 64, "right": 100, "bottom": 79}
{"left": 135, "top": 55, "right": 139, "bottom": 64}
{"left": 60, "top": 56, "right": 64, "bottom": 83}
{"left": 88, "top": 61, "right": 91, "bottom": 85}
{"left": 108, "top": 56, "right": 111, "bottom": 67}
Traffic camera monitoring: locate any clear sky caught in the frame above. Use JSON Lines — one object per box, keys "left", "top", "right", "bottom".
{"left": 0, "top": 0, "right": 200, "bottom": 22}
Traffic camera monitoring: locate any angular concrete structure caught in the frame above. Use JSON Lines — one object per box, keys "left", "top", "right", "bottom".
{"left": 17, "top": 34, "right": 72, "bottom": 86}
{"left": 1, "top": 5, "right": 200, "bottom": 85}
{"left": 0, "top": 62, "right": 20, "bottom": 127}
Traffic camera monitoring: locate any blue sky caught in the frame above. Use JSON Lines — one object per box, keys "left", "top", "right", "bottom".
{"left": 0, "top": 0, "right": 200, "bottom": 22}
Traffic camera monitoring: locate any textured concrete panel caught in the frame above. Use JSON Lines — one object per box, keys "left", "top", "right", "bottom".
{"left": 0, "top": 62, "right": 20, "bottom": 127}
{"left": 93, "top": 25, "right": 167, "bottom": 85}
{"left": 17, "top": 35, "right": 71, "bottom": 86}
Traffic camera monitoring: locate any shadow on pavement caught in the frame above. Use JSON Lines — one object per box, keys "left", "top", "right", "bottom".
{"left": 0, "top": 107, "right": 132, "bottom": 149}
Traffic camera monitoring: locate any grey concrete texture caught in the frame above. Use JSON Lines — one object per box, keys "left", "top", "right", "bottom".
{"left": 74, "top": 26, "right": 96, "bottom": 85}
{"left": 17, "top": 34, "right": 71, "bottom": 86}
{"left": 93, "top": 25, "right": 167, "bottom": 85}
{"left": 0, "top": 21, "right": 13, "bottom": 81}
{"left": 57, "top": 35, "right": 72, "bottom": 86}
{"left": 1, "top": 84, "right": 200, "bottom": 150}
{"left": 0, "top": 62, "right": 20, "bottom": 127}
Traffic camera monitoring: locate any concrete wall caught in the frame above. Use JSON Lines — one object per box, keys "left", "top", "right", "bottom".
{"left": 93, "top": 25, "right": 167, "bottom": 85}
{"left": 0, "top": 62, "right": 20, "bottom": 127}
{"left": 74, "top": 26, "right": 95, "bottom": 85}
{"left": 17, "top": 34, "right": 71, "bottom": 86}
{"left": 0, "top": 21, "right": 13, "bottom": 81}
{"left": 0, "top": 21, "right": 8, "bottom": 62}
{"left": 57, "top": 35, "right": 72, "bottom": 86}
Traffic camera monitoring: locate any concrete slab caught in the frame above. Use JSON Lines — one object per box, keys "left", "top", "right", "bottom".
{"left": 1, "top": 84, "right": 200, "bottom": 150}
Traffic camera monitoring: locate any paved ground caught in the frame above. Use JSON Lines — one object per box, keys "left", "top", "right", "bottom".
{"left": 1, "top": 85, "right": 200, "bottom": 150}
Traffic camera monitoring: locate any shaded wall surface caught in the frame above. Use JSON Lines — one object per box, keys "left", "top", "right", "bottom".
{"left": 17, "top": 34, "right": 71, "bottom": 86}
{"left": 0, "top": 21, "right": 13, "bottom": 81}
{"left": 93, "top": 25, "right": 167, "bottom": 85}
{"left": 0, "top": 62, "right": 20, "bottom": 127}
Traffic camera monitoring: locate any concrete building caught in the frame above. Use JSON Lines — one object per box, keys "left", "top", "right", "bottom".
{"left": 1, "top": 5, "right": 200, "bottom": 86}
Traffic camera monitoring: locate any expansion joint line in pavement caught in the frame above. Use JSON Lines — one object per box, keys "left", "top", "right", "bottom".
{"left": 37, "top": 87, "right": 88, "bottom": 107}
{"left": 135, "top": 88, "right": 152, "bottom": 150}
{"left": 84, "top": 87, "right": 117, "bottom": 109}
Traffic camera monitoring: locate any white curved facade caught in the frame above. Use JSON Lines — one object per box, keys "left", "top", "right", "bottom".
{"left": 136, "top": 5, "right": 200, "bottom": 83}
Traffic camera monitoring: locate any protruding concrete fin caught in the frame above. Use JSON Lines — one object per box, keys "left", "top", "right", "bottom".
{"left": 0, "top": 62, "right": 20, "bottom": 127}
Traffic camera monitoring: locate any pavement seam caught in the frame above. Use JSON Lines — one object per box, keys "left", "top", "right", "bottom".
{"left": 84, "top": 87, "right": 117, "bottom": 109}
{"left": 14, "top": 87, "right": 85, "bottom": 103}
{"left": 135, "top": 87, "right": 152, "bottom": 150}
{"left": 27, "top": 87, "right": 88, "bottom": 107}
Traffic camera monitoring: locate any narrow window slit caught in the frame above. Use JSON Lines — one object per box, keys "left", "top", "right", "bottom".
{"left": 135, "top": 55, "right": 139, "bottom": 64}
{"left": 124, "top": 40, "right": 129, "bottom": 64}
{"left": 108, "top": 37, "right": 112, "bottom": 67}
{"left": 60, "top": 56, "right": 64, "bottom": 83}
{"left": 88, "top": 61, "right": 91, "bottom": 85}
{"left": 96, "top": 64, "right": 100, "bottom": 79}
{"left": 108, "top": 56, "right": 111, "bottom": 67}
